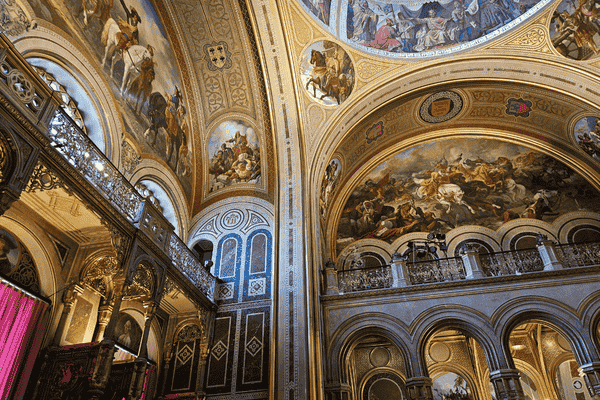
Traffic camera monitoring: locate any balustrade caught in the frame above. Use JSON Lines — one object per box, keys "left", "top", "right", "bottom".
{"left": 325, "top": 242, "right": 600, "bottom": 295}
{"left": 338, "top": 265, "right": 393, "bottom": 293}
{"left": 0, "top": 34, "right": 217, "bottom": 302}
{"left": 407, "top": 257, "right": 466, "bottom": 285}
{"left": 479, "top": 248, "right": 544, "bottom": 276}
{"left": 555, "top": 242, "right": 600, "bottom": 268}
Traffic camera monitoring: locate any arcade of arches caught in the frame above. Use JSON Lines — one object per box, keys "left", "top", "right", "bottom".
{"left": 2, "top": 0, "right": 600, "bottom": 399}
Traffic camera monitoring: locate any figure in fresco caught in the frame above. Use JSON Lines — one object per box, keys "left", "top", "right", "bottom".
{"left": 351, "top": 0, "right": 379, "bottom": 42}
{"left": 208, "top": 121, "right": 261, "bottom": 192}
{"left": 336, "top": 139, "right": 600, "bottom": 254}
{"left": 392, "top": 12, "right": 416, "bottom": 52}
{"left": 574, "top": 116, "right": 600, "bottom": 160}
{"left": 83, "top": 0, "right": 114, "bottom": 25}
{"left": 304, "top": 41, "right": 354, "bottom": 105}
{"left": 413, "top": 9, "right": 451, "bottom": 51}
{"left": 320, "top": 159, "right": 341, "bottom": 218}
{"left": 0, "top": 232, "right": 17, "bottom": 275}
{"left": 551, "top": 0, "right": 600, "bottom": 59}
{"left": 301, "top": 0, "right": 331, "bottom": 24}
{"left": 448, "top": 1, "right": 479, "bottom": 42}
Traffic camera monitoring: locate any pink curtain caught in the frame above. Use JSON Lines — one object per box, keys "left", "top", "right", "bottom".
{"left": 0, "top": 279, "right": 50, "bottom": 399}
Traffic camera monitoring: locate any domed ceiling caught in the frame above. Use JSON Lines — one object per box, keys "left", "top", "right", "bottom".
{"left": 298, "top": 0, "right": 551, "bottom": 58}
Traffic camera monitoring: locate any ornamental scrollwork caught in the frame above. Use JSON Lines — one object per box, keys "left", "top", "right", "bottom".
{"left": 0, "top": 134, "right": 11, "bottom": 183}
{"left": 121, "top": 140, "right": 140, "bottom": 177}
{"left": 25, "top": 162, "right": 65, "bottom": 193}
{"left": 123, "top": 263, "right": 154, "bottom": 301}
{"left": 177, "top": 325, "right": 204, "bottom": 342}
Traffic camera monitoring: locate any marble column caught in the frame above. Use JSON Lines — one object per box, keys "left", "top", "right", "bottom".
{"left": 580, "top": 362, "right": 600, "bottom": 400}
{"left": 93, "top": 301, "right": 113, "bottom": 342}
{"left": 406, "top": 377, "right": 434, "bottom": 400}
{"left": 489, "top": 369, "right": 528, "bottom": 400}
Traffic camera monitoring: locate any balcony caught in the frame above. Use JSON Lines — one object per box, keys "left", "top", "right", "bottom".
{"left": 323, "top": 240, "right": 600, "bottom": 295}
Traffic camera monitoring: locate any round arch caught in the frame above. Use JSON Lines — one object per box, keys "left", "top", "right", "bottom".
{"left": 412, "top": 306, "right": 503, "bottom": 374}
{"left": 494, "top": 298, "right": 595, "bottom": 365}
{"left": 12, "top": 26, "right": 123, "bottom": 162}
{"left": 327, "top": 313, "right": 414, "bottom": 383}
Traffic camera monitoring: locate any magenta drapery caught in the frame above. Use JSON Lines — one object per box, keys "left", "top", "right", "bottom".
{"left": 0, "top": 278, "right": 50, "bottom": 400}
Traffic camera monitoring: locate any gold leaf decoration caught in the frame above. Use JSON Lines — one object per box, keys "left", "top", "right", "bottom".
{"left": 506, "top": 26, "right": 547, "bottom": 48}
{"left": 356, "top": 60, "right": 394, "bottom": 82}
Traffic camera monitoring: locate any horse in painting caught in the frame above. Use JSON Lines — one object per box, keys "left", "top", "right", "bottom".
{"left": 101, "top": 18, "right": 154, "bottom": 95}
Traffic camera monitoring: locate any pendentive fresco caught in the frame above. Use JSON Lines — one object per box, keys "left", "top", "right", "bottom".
{"left": 551, "top": 0, "right": 600, "bottom": 60}
{"left": 574, "top": 116, "right": 600, "bottom": 161}
{"left": 208, "top": 120, "right": 261, "bottom": 193}
{"left": 26, "top": 0, "right": 192, "bottom": 198}
{"left": 301, "top": 40, "right": 355, "bottom": 106}
{"left": 336, "top": 138, "right": 600, "bottom": 254}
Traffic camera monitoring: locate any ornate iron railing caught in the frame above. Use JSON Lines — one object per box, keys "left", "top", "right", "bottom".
{"left": 168, "top": 235, "right": 216, "bottom": 300}
{"left": 48, "top": 108, "right": 144, "bottom": 222}
{"left": 338, "top": 265, "right": 393, "bottom": 293}
{"left": 479, "top": 248, "right": 544, "bottom": 276}
{"left": 555, "top": 242, "right": 600, "bottom": 268}
{"left": 407, "top": 257, "right": 466, "bottom": 285}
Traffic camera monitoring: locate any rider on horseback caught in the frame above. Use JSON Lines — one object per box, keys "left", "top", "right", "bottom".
{"left": 116, "top": 1, "right": 141, "bottom": 52}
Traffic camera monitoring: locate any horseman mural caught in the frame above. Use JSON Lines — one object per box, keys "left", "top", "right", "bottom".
{"left": 335, "top": 138, "right": 600, "bottom": 254}
{"left": 301, "top": 40, "right": 354, "bottom": 105}
{"left": 27, "top": 0, "right": 192, "bottom": 197}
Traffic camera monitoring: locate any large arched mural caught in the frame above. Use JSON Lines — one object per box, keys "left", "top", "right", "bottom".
{"left": 25, "top": 0, "right": 192, "bottom": 198}
{"left": 335, "top": 138, "right": 600, "bottom": 254}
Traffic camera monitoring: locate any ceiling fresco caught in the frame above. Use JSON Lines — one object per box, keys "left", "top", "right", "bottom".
{"left": 298, "top": 0, "right": 552, "bottom": 58}
{"left": 25, "top": 0, "right": 193, "bottom": 199}
{"left": 335, "top": 137, "right": 600, "bottom": 255}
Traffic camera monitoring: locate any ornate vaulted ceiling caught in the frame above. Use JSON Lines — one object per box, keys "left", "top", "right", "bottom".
{"left": 8, "top": 0, "right": 600, "bottom": 250}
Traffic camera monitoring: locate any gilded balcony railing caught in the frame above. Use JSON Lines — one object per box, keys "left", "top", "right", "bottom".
{"left": 338, "top": 265, "right": 393, "bottom": 293}
{"left": 0, "top": 36, "right": 218, "bottom": 302}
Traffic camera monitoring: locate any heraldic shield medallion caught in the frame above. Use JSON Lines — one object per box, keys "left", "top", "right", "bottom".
{"left": 204, "top": 41, "right": 232, "bottom": 71}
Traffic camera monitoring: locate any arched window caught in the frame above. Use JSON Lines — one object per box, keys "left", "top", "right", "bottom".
{"left": 26, "top": 58, "right": 106, "bottom": 152}
{"left": 135, "top": 179, "right": 180, "bottom": 236}
{"left": 192, "top": 240, "right": 213, "bottom": 270}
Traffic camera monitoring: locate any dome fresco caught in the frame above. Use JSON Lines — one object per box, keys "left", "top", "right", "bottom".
{"left": 335, "top": 138, "right": 600, "bottom": 254}
{"left": 300, "top": 0, "right": 552, "bottom": 58}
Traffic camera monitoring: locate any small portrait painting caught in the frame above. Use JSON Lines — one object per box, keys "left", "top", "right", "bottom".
{"left": 208, "top": 120, "right": 261, "bottom": 193}
{"left": 574, "top": 116, "right": 600, "bottom": 161}
{"left": 0, "top": 229, "right": 19, "bottom": 276}
{"left": 300, "top": 41, "right": 354, "bottom": 106}
{"left": 114, "top": 313, "right": 142, "bottom": 353}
